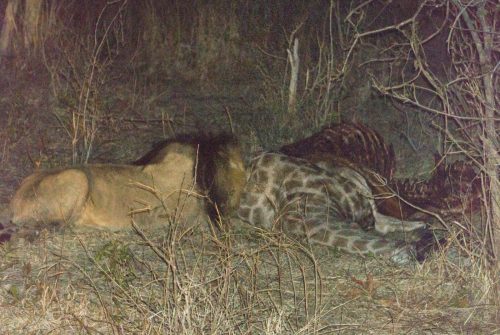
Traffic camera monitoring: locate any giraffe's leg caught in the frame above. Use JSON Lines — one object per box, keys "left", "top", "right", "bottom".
{"left": 290, "top": 217, "right": 417, "bottom": 265}
{"left": 373, "top": 211, "right": 426, "bottom": 235}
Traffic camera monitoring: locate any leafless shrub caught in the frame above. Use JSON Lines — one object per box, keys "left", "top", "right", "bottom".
{"left": 39, "top": 1, "right": 128, "bottom": 163}
{"left": 339, "top": 0, "right": 498, "bottom": 309}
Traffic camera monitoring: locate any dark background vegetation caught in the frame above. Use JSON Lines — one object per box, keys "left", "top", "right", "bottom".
{"left": 0, "top": 0, "right": 498, "bottom": 332}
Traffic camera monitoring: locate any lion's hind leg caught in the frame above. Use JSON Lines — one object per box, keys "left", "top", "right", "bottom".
{"left": 9, "top": 168, "right": 89, "bottom": 227}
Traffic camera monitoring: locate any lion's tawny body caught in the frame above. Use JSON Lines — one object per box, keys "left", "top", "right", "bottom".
{"left": 9, "top": 142, "right": 208, "bottom": 229}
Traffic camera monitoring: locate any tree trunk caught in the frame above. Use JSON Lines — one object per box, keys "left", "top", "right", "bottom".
{"left": 23, "top": 0, "right": 43, "bottom": 54}
{"left": 0, "top": 0, "right": 20, "bottom": 62}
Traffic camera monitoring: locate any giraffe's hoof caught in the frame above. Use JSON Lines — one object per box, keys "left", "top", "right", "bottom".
{"left": 389, "top": 244, "right": 417, "bottom": 265}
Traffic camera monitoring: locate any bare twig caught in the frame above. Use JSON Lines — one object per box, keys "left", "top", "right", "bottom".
{"left": 287, "top": 38, "right": 299, "bottom": 115}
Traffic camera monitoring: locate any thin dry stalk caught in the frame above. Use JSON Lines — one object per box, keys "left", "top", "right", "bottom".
{"left": 76, "top": 0, "right": 128, "bottom": 163}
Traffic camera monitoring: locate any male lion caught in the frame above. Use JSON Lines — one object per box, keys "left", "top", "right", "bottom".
{"left": 8, "top": 135, "right": 246, "bottom": 233}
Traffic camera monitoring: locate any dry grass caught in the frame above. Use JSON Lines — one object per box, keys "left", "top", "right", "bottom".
{"left": 0, "top": 215, "right": 497, "bottom": 334}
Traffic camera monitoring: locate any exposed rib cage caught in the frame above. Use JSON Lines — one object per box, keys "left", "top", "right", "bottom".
{"left": 281, "top": 122, "right": 396, "bottom": 180}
